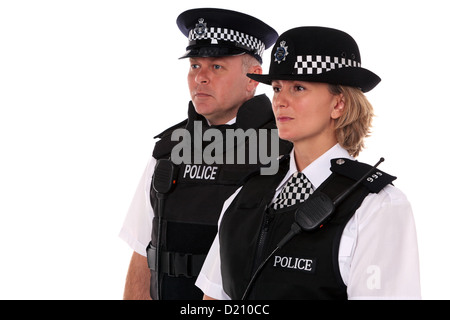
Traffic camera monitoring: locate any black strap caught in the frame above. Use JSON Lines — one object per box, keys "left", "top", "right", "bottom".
{"left": 147, "top": 245, "right": 206, "bottom": 278}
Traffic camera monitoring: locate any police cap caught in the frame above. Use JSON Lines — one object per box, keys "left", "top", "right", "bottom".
{"left": 247, "top": 27, "right": 381, "bottom": 92}
{"left": 177, "top": 8, "right": 278, "bottom": 64}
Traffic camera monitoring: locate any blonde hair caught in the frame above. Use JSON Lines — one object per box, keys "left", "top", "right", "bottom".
{"left": 329, "top": 85, "right": 374, "bottom": 158}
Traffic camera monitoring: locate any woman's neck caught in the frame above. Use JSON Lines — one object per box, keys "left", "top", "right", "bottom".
{"left": 293, "top": 137, "right": 338, "bottom": 172}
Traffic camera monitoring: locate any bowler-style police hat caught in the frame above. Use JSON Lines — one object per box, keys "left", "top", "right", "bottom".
{"left": 177, "top": 8, "right": 278, "bottom": 64}
{"left": 247, "top": 27, "right": 381, "bottom": 92}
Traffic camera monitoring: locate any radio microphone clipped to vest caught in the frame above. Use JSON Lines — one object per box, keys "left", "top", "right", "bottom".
{"left": 153, "top": 159, "right": 178, "bottom": 195}
{"left": 151, "top": 159, "right": 178, "bottom": 300}
{"left": 242, "top": 157, "right": 385, "bottom": 300}
{"left": 278, "top": 157, "right": 384, "bottom": 247}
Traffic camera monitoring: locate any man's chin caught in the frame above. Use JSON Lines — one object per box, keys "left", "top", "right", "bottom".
{"left": 193, "top": 102, "right": 217, "bottom": 117}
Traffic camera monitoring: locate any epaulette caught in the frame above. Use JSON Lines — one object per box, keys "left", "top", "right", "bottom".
{"left": 152, "top": 119, "right": 188, "bottom": 159}
{"left": 330, "top": 158, "right": 397, "bottom": 193}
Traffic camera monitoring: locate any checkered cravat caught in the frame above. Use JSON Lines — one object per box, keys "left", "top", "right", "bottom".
{"left": 272, "top": 172, "right": 314, "bottom": 210}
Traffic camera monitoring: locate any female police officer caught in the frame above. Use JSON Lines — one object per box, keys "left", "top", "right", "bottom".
{"left": 196, "top": 26, "right": 421, "bottom": 299}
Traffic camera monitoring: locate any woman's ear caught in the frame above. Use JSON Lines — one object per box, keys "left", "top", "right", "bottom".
{"left": 331, "top": 94, "right": 345, "bottom": 119}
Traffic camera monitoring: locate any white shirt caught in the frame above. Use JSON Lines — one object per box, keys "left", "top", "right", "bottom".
{"left": 196, "top": 144, "right": 421, "bottom": 300}
{"left": 119, "top": 156, "right": 157, "bottom": 256}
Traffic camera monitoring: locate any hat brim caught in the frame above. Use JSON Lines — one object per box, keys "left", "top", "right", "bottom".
{"left": 247, "top": 67, "right": 381, "bottom": 93}
{"left": 177, "top": 8, "right": 278, "bottom": 48}
{"left": 180, "top": 46, "right": 248, "bottom": 60}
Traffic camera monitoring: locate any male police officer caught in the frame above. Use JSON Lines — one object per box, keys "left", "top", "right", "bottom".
{"left": 120, "top": 8, "right": 291, "bottom": 299}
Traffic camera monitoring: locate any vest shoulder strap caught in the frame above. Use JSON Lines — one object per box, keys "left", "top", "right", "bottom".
{"left": 329, "top": 158, "right": 396, "bottom": 193}
{"left": 152, "top": 119, "right": 189, "bottom": 159}
{"left": 154, "top": 119, "right": 188, "bottom": 140}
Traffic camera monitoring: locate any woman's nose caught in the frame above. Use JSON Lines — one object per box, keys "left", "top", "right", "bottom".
{"left": 273, "top": 91, "right": 288, "bottom": 109}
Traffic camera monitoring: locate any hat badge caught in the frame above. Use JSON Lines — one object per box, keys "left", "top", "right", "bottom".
{"left": 274, "top": 41, "right": 289, "bottom": 64}
{"left": 194, "top": 18, "right": 207, "bottom": 36}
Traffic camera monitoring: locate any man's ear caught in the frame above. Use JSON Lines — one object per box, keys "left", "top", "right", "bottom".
{"left": 247, "top": 65, "right": 262, "bottom": 91}
{"left": 249, "top": 64, "right": 263, "bottom": 75}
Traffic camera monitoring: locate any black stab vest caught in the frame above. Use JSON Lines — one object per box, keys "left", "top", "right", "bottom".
{"left": 147, "top": 95, "right": 293, "bottom": 299}
{"left": 219, "top": 156, "right": 396, "bottom": 300}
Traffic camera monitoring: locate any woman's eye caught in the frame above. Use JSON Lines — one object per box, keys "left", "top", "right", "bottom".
{"left": 272, "top": 86, "right": 281, "bottom": 93}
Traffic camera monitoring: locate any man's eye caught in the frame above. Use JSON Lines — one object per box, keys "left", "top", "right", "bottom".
{"left": 213, "top": 65, "right": 222, "bottom": 70}
{"left": 191, "top": 64, "right": 200, "bottom": 69}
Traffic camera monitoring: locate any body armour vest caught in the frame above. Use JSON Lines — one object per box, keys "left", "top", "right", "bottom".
{"left": 147, "top": 94, "right": 293, "bottom": 299}
{"left": 219, "top": 156, "right": 396, "bottom": 300}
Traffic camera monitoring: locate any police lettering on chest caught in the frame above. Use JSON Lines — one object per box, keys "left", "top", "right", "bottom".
{"left": 273, "top": 255, "right": 316, "bottom": 273}
{"left": 183, "top": 164, "right": 219, "bottom": 181}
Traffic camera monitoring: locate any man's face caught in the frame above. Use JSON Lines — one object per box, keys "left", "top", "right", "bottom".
{"left": 187, "top": 55, "right": 256, "bottom": 125}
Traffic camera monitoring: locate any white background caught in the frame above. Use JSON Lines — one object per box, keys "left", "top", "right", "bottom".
{"left": 0, "top": 0, "right": 448, "bottom": 299}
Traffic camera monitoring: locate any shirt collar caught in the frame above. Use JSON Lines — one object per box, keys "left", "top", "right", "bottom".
{"left": 206, "top": 117, "right": 236, "bottom": 126}
{"left": 279, "top": 144, "right": 352, "bottom": 191}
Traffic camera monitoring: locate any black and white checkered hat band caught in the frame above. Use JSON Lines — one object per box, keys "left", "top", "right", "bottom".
{"left": 189, "top": 27, "right": 265, "bottom": 58}
{"left": 294, "top": 55, "right": 361, "bottom": 75}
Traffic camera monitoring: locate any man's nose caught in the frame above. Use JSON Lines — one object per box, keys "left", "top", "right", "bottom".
{"left": 195, "top": 68, "right": 210, "bottom": 84}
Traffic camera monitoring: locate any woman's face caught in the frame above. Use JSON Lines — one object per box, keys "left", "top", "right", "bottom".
{"left": 271, "top": 80, "right": 344, "bottom": 147}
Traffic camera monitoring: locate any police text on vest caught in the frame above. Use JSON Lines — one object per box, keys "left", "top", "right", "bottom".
{"left": 273, "top": 255, "right": 316, "bottom": 273}
{"left": 183, "top": 164, "right": 218, "bottom": 180}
